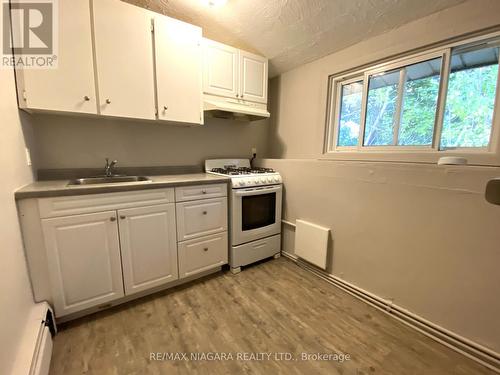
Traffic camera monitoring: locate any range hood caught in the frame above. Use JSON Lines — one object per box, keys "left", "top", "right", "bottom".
{"left": 204, "top": 96, "right": 270, "bottom": 122}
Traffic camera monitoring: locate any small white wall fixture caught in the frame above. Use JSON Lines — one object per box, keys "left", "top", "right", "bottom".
{"left": 294, "top": 219, "right": 329, "bottom": 270}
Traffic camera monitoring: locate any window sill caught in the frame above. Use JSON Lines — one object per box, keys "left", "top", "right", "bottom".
{"left": 319, "top": 150, "right": 500, "bottom": 167}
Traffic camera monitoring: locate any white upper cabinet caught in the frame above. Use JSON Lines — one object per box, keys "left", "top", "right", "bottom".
{"left": 16, "top": 0, "right": 97, "bottom": 114}
{"left": 92, "top": 0, "right": 156, "bottom": 120}
{"left": 203, "top": 39, "right": 268, "bottom": 104}
{"left": 240, "top": 51, "right": 268, "bottom": 103}
{"left": 42, "top": 211, "right": 124, "bottom": 316}
{"left": 118, "top": 204, "right": 178, "bottom": 295}
{"left": 203, "top": 39, "right": 239, "bottom": 99}
{"left": 154, "top": 16, "right": 203, "bottom": 125}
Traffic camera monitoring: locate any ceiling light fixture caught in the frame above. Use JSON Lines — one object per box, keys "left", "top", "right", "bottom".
{"left": 202, "top": 0, "right": 227, "bottom": 7}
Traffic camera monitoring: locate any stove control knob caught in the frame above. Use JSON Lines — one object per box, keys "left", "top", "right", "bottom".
{"left": 274, "top": 177, "right": 280, "bottom": 183}
{"left": 239, "top": 180, "right": 246, "bottom": 186}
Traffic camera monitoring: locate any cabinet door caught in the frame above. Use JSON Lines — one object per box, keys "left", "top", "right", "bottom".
{"left": 92, "top": 0, "right": 156, "bottom": 119}
{"left": 16, "top": 0, "right": 97, "bottom": 114}
{"left": 176, "top": 197, "right": 228, "bottom": 241}
{"left": 42, "top": 211, "right": 124, "bottom": 317}
{"left": 154, "top": 16, "right": 203, "bottom": 125}
{"left": 239, "top": 50, "right": 268, "bottom": 103}
{"left": 203, "top": 39, "right": 239, "bottom": 99}
{"left": 118, "top": 204, "right": 178, "bottom": 295}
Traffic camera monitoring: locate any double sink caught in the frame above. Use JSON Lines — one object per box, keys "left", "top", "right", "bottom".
{"left": 68, "top": 175, "right": 151, "bottom": 186}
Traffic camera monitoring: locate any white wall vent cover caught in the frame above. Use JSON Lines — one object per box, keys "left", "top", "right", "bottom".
{"left": 295, "top": 219, "right": 329, "bottom": 270}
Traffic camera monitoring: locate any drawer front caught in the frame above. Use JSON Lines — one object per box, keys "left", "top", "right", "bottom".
{"left": 178, "top": 232, "right": 228, "bottom": 278}
{"left": 175, "top": 183, "right": 227, "bottom": 202}
{"left": 38, "top": 188, "right": 175, "bottom": 218}
{"left": 231, "top": 234, "right": 281, "bottom": 268}
{"left": 176, "top": 197, "right": 227, "bottom": 241}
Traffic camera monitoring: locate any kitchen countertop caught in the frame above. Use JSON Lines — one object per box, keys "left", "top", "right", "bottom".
{"left": 15, "top": 173, "right": 230, "bottom": 199}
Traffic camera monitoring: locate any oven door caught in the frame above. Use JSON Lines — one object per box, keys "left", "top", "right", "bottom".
{"left": 231, "top": 184, "right": 282, "bottom": 246}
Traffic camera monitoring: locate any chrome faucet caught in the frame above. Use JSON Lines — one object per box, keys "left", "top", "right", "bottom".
{"left": 104, "top": 158, "right": 118, "bottom": 177}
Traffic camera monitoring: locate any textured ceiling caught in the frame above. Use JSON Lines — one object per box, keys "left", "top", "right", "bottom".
{"left": 124, "top": 0, "right": 466, "bottom": 77}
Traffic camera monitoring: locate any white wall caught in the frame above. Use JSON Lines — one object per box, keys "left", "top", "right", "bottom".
{"left": 0, "top": 56, "right": 38, "bottom": 374}
{"left": 32, "top": 114, "right": 269, "bottom": 169}
{"left": 261, "top": 0, "right": 500, "bottom": 353}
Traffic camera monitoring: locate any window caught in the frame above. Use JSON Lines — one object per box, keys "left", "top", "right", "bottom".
{"left": 241, "top": 193, "right": 276, "bottom": 231}
{"left": 364, "top": 69, "right": 400, "bottom": 146}
{"left": 363, "top": 58, "right": 442, "bottom": 147}
{"left": 441, "top": 44, "right": 499, "bottom": 148}
{"left": 398, "top": 58, "right": 442, "bottom": 146}
{"left": 337, "top": 80, "right": 363, "bottom": 147}
{"left": 326, "top": 34, "right": 500, "bottom": 156}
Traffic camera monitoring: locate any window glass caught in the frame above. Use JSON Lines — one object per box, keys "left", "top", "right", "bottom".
{"left": 241, "top": 193, "right": 276, "bottom": 231}
{"left": 364, "top": 69, "right": 400, "bottom": 146}
{"left": 337, "top": 80, "right": 363, "bottom": 147}
{"left": 398, "top": 58, "right": 442, "bottom": 146}
{"left": 441, "top": 45, "right": 499, "bottom": 148}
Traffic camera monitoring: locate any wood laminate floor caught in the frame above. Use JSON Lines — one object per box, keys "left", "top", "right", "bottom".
{"left": 50, "top": 257, "right": 494, "bottom": 375}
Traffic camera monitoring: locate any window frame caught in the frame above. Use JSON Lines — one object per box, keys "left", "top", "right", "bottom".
{"left": 323, "top": 30, "right": 500, "bottom": 164}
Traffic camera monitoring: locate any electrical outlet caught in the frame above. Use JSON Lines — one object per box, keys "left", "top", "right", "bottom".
{"left": 25, "top": 147, "right": 32, "bottom": 166}
{"left": 251, "top": 147, "right": 257, "bottom": 154}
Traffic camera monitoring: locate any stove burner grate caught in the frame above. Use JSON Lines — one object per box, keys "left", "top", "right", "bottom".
{"left": 210, "top": 167, "right": 275, "bottom": 175}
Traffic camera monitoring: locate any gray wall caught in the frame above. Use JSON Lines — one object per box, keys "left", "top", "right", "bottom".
{"left": 0, "top": 57, "right": 37, "bottom": 372}
{"left": 32, "top": 114, "right": 269, "bottom": 169}
{"left": 260, "top": 0, "right": 500, "bottom": 353}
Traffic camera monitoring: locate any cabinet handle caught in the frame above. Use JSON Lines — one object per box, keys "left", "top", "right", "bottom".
{"left": 83, "top": 95, "right": 90, "bottom": 101}
{"left": 202, "top": 211, "right": 207, "bottom": 215}
{"left": 106, "top": 99, "right": 111, "bottom": 104}
{"left": 203, "top": 247, "right": 208, "bottom": 252}
{"left": 201, "top": 190, "right": 207, "bottom": 194}
{"left": 110, "top": 217, "right": 116, "bottom": 222}
{"left": 120, "top": 215, "right": 126, "bottom": 220}
{"left": 241, "top": 94, "right": 244, "bottom": 98}
{"left": 163, "top": 105, "right": 168, "bottom": 111}
{"left": 236, "top": 94, "right": 239, "bottom": 98}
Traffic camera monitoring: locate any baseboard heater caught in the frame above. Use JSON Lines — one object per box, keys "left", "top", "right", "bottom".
{"left": 11, "top": 302, "right": 56, "bottom": 375}
{"left": 281, "top": 251, "right": 500, "bottom": 373}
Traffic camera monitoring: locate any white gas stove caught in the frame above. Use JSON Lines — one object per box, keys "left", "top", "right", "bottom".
{"left": 205, "top": 159, "right": 282, "bottom": 188}
{"left": 205, "top": 159, "right": 282, "bottom": 274}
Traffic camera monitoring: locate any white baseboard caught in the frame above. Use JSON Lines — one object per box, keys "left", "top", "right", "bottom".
{"left": 281, "top": 251, "right": 500, "bottom": 373}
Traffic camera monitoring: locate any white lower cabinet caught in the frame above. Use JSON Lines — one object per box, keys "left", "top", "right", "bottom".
{"left": 118, "top": 204, "right": 178, "bottom": 295}
{"left": 178, "top": 232, "right": 228, "bottom": 278}
{"left": 25, "top": 185, "right": 228, "bottom": 319}
{"left": 41, "top": 211, "right": 124, "bottom": 316}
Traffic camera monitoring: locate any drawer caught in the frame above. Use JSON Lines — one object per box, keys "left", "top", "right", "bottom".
{"left": 38, "top": 188, "right": 175, "bottom": 218}
{"left": 176, "top": 197, "right": 227, "bottom": 241}
{"left": 175, "top": 183, "right": 227, "bottom": 202}
{"left": 231, "top": 234, "right": 281, "bottom": 268}
{"left": 178, "top": 232, "right": 228, "bottom": 278}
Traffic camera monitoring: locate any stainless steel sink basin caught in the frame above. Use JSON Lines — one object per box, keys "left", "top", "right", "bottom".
{"left": 68, "top": 176, "right": 152, "bottom": 186}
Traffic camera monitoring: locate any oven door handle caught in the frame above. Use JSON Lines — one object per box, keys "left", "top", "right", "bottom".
{"left": 234, "top": 185, "right": 282, "bottom": 196}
